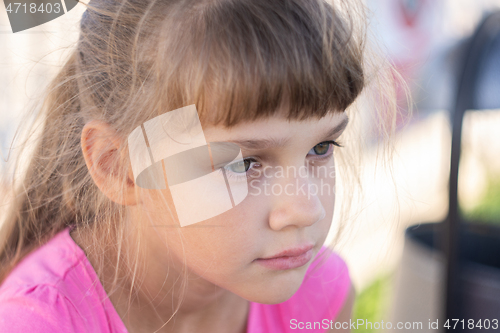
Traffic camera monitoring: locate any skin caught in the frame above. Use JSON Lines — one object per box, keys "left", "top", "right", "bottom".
{"left": 73, "top": 109, "right": 353, "bottom": 333}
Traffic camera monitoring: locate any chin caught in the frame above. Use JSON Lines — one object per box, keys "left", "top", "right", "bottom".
{"left": 241, "top": 268, "right": 308, "bottom": 304}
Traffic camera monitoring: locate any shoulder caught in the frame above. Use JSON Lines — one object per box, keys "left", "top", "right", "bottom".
{"left": 0, "top": 227, "right": 84, "bottom": 289}
{"left": 0, "top": 283, "right": 87, "bottom": 332}
{"left": 0, "top": 227, "right": 118, "bottom": 333}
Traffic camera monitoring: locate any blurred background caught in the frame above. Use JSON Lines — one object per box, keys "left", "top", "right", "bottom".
{"left": 1, "top": 1, "right": 500, "bottom": 332}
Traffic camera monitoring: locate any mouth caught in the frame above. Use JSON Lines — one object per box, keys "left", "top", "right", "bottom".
{"left": 254, "top": 244, "right": 314, "bottom": 270}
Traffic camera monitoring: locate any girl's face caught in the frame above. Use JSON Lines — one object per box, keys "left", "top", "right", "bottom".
{"left": 134, "top": 111, "right": 348, "bottom": 304}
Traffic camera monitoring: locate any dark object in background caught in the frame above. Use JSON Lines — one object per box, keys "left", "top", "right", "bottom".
{"left": 406, "top": 223, "right": 500, "bottom": 331}
{"left": 444, "top": 10, "right": 500, "bottom": 331}
{"left": 405, "top": 10, "right": 500, "bottom": 333}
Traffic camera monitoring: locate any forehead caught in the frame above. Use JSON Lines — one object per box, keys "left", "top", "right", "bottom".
{"left": 201, "top": 111, "right": 348, "bottom": 144}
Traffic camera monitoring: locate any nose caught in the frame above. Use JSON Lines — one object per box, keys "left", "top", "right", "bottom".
{"left": 267, "top": 171, "right": 327, "bottom": 231}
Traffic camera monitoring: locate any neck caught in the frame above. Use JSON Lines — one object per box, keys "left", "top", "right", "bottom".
{"left": 70, "top": 225, "right": 250, "bottom": 333}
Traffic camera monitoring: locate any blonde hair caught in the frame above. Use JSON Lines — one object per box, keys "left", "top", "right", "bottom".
{"left": 0, "top": 0, "right": 406, "bottom": 325}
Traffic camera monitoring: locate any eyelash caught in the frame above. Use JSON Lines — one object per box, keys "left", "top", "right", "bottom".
{"left": 312, "top": 140, "right": 343, "bottom": 150}
{"left": 330, "top": 140, "right": 343, "bottom": 147}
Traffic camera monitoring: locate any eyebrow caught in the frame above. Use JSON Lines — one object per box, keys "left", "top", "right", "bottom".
{"left": 322, "top": 116, "right": 349, "bottom": 140}
{"left": 228, "top": 135, "right": 289, "bottom": 150}
{"left": 228, "top": 116, "right": 349, "bottom": 150}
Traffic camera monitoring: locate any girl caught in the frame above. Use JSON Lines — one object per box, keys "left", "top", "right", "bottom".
{"left": 0, "top": 0, "right": 401, "bottom": 332}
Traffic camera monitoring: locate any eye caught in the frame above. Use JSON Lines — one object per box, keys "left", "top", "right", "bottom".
{"left": 308, "top": 140, "right": 342, "bottom": 156}
{"left": 226, "top": 158, "right": 258, "bottom": 173}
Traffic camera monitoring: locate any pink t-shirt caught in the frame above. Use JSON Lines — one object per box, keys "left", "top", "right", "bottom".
{"left": 0, "top": 227, "right": 351, "bottom": 332}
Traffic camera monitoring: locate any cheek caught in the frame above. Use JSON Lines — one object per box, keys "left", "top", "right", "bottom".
{"left": 314, "top": 164, "right": 336, "bottom": 234}
{"left": 171, "top": 197, "right": 266, "bottom": 276}
{"left": 314, "top": 160, "right": 336, "bottom": 200}
{"left": 321, "top": 177, "right": 336, "bottom": 216}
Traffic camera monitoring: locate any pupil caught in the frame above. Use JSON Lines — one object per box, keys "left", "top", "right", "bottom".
{"left": 313, "top": 143, "right": 330, "bottom": 155}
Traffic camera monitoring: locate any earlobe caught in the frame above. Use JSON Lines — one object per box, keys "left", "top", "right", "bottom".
{"left": 81, "top": 120, "right": 138, "bottom": 206}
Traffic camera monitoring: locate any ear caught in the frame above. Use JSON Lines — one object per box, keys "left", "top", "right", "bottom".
{"left": 81, "top": 119, "right": 139, "bottom": 206}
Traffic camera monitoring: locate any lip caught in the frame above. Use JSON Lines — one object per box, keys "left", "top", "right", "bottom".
{"left": 255, "top": 244, "right": 314, "bottom": 270}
